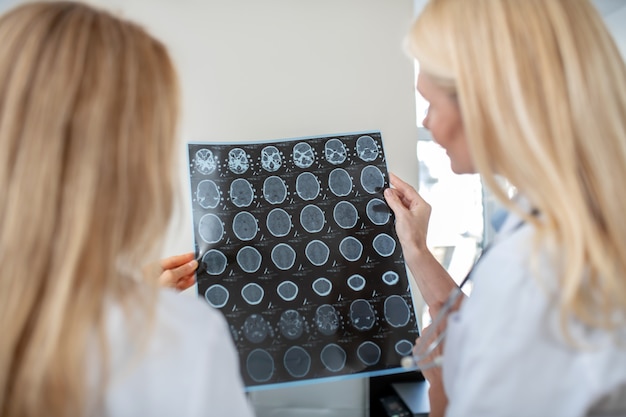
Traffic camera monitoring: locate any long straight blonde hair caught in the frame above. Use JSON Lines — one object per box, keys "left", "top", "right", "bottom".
{"left": 407, "top": 0, "right": 626, "bottom": 334}
{"left": 0, "top": 2, "right": 179, "bottom": 416}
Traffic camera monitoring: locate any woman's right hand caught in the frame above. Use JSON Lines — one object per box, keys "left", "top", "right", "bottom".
{"left": 383, "top": 172, "right": 432, "bottom": 256}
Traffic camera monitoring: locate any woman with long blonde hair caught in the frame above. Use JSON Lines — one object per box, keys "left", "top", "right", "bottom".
{"left": 0, "top": 2, "right": 253, "bottom": 416}
{"left": 385, "top": 0, "right": 626, "bottom": 415}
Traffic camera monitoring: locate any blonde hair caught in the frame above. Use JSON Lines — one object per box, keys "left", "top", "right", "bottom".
{"left": 0, "top": 2, "right": 179, "bottom": 416}
{"left": 407, "top": 0, "right": 626, "bottom": 334}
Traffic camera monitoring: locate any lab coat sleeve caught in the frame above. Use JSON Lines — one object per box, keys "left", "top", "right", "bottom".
{"left": 187, "top": 308, "right": 255, "bottom": 417}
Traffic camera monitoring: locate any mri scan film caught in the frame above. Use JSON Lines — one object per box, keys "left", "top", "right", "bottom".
{"left": 188, "top": 131, "right": 419, "bottom": 390}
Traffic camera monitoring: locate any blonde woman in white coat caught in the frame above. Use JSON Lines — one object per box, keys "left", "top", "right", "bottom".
{"left": 384, "top": 0, "right": 626, "bottom": 416}
{"left": 0, "top": 3, "right": 254, "bottom": 416}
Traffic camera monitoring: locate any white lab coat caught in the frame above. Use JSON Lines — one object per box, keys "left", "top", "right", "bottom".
{"left": 443, "top": 208, "right": 626, "bottom": 417}
{"left": 98, "top": 288, "right": 255, "bottom": 417}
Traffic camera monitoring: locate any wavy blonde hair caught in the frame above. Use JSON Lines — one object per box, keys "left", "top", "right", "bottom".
{"left": 407, "top": 0, "right": 626, "bottom": 335}
{"left": 0, "top": 2, "right": 179, "bottom": 416}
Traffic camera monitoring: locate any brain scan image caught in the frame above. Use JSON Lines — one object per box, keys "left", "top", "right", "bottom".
{"left": 232, "top": 211, "right": 258, "bottom": 242}
{"left": 349, "top": 299, "right": 376, "bottom": 331}
{"left": 312, "top": 277, "right": 332, "bottom": 297}
{"left": 271, "top": 243, "right": 296, "bottom": 270}
{"left": 278, "top": 309, "right": 306, "bottom": 340}
{"left": 188, "top": 132, "right": 418, "bottom": 389}
{"left": 382, "top": 271, "right": 399, "bottom": 286}
{"left": 339, "top": 236, "right": 363, "bottom": 261}
{"left": 246, "top": 349, "right": 274, "bottom": 383}
{"left": 315, "top": 304, "right": 341, "bottom": 336}
{"left": 263, "top": 176, "right": 288, "bottom": 205}
{"left": 205, "top": 284, "right": 229, "bottom": 308}
{"left": 347, "top": 274, "right": 366, "bottom": 291}
{"left": 324, "top": 138, "right": 348, "bottom": 165}
{"left": 236, "top": 246, "right": 262, "bottom": 273}
{"left": 300, "top": 204, "right": 325, "bottom": 234}
{"left": 242, "top": 314, "right": 272, "bottom": 344}
{"left": 229, "top": 178, "right": 254, "bottom": 208}
{"left": 357, "top": 341, "right": 381, "bottom": 366}
{"left": 194, "top": 148, "right": 217, "bottom": 175}
{"left": 360, "top": 165, "right": 385, "bottom": 194}
{"left": 196, "top": 179, "right": 221, "bottom": 209}
{"left": 261, "top": 145, "right": 283, "bottom": 172}
{"left": 333, "top": 201, "right": 358, "bottom": 229}
{"left": 227, "top": 147, "right": 250, "bottom": 174}
{"left": 283, "top": 346, "right": 311, "bottom": 378}
{"left": 355, "top": 135, "right": 379, "bottom": 162}
{"left": 395, "top": 339, "right": 413, "bottom": 357}
{"left": 328, "top": 168, "right": 353, "bottom": 197}
{"left": 292, "top": 142, "right": 315, "bottom": 168}
{"left": 366, "top": 198, "right": 391, "bottom": 225}
{"left": 320, "top": 344, "right": 347, "bottom": 372}
{"left": 372, "top": 233, "right": 396, "bottom": 257}
{"left": 384, "top": 295, "right": 411, "bottom": 328}
{"left": 277, "top": 280, "right": 299, "bottom": 302}
{"left": 241, "top": 283, "right": 264, "bottom": 306}
{"left": 198, "top": 213, "right": 224, "bottom": 244}
{"left": 201, "top": 249, "right": 228, "bottom": 275}
{"left": 305, "top": 240, "right": 330, "bottom": 266}
{"left": 267, "top": 208, "right": 292, "bottom": 237}
{"left": 295, "top": 172, "right": 320, "bottom": 201}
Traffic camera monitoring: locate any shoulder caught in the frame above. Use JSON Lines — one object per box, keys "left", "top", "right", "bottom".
{"left": 155, "top": 288, "right": 230, "bottom": 335}
{"left": 148, "top": 289, "right": 239, "bottom": 371}
{"left": 101, "top": 289, "right": 252, "bottom": 417}
{"left": 104, "top": 288, "right": 236, "bottom": 375}
{"left": 471, "top": 221, "right": 549, "bottom": 303}
{"left": 104, "top": 288, "right": 231, "bottom": 350}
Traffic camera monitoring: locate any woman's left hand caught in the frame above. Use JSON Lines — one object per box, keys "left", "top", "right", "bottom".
{"left": 144, "top": 252, "right": 198, "bottom": 291}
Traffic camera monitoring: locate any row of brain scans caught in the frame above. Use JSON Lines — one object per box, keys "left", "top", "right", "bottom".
{"left": 188, "top": 132, "right": 419, "bottom": 388}
{"left": 194, "top": 135, "right": 382, "bottom": 175}
{"left": 195, "top": 164, "right": 387, "bottom": 209}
